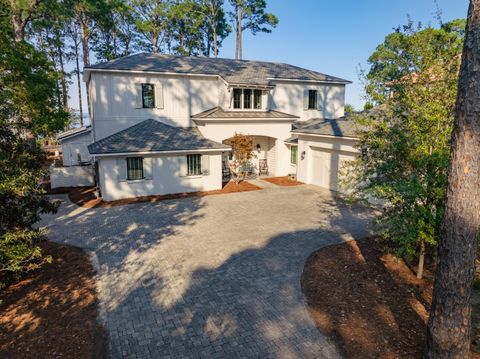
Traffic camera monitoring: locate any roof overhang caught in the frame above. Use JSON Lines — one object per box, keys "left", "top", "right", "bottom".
{"left": 290, "top": 131, "right": 359, "bottom": 141}
{"left": 267, "top": 77, "right": 352, "bottom": 85}
{"left": 226, "top": 83, "right": 275, "bottom": 90}
{"left": 83, "top": 67, "right": 229, "bottom": 86}
{"left": 194, "top": 117, "right": 297, "bottom": 124}
{"left": 57, "top": 127, "right": 91, "bottom": 142}
{"left": 89, "top": 147, "right": 231, "bottom": 158}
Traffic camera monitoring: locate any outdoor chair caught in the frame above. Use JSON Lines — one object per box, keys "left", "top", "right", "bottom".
{"left": 258, "top": 159, "right": 268, "bottom": 176}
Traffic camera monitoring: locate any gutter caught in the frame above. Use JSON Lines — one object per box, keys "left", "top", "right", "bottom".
{"left": 267, "top": 77, "right": 352, "bottom": 85}
{"left": 83, "top": 68, "right": 229, "bottom": 86}
{"left": 89, "top": 147, "right": 232, "bottom": 158}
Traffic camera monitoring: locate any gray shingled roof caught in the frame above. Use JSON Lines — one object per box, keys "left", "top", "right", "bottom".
{"left": 57, "top": 125, "right": 91, "bottom": 141}
{"left": 284, "top": 135, "right": 298, "bottom": 144}
{"left": 88, "top": 119, "right": 230, "bottom": 155}
{"left": 85, "top": 53, "right": 351, "bottom": 86}
{"left": 192, "top": 107, "right": 298, "bottom": 119}
{"left": 291, "top": 118, "right": 360, "bottom": 138}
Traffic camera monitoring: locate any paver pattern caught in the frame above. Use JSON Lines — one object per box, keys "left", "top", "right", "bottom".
{"left": 39, "top": 183, "right": 375, "bottom": 358}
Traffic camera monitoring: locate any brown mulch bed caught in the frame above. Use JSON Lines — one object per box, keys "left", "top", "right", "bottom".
{"left": 0, "top": 241, "right": 107, "bottom": 359}
{"left": 67, "top": 180, "right": 261, "bottom": 208}
{"left": 262, "top": 176, "right": 304, "bottom": 186}
{"left": 301, "top": 237, "right": 480, "bottom": 359}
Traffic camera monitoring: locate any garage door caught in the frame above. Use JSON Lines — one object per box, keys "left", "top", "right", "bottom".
{"left": 309, "top": 147, "right": 356, "bottom": 191}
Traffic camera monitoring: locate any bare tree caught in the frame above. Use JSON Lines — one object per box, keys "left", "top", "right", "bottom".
{"left": 426, "top": 0, "right": 480, "bottom": 357}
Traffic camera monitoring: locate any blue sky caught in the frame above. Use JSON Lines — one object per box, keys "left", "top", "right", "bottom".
{"left": 69, "top": 0, "right": 469, "bottom": 115}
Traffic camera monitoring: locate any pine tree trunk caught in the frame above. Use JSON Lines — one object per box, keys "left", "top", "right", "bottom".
{"left": 426, "top": 1, "right": 480, "bottom": 357}
{"left": 55, "top": 30, "right": 68, "bottom": 109}
{"left": 213, "top": 27, "right": 218, "bottom": 58}
{"left": 12, "top": 15, "right": 26, "bottom": 42}
{"left": 417, "top": 240, "right": 425, "bottom": 279}
{"left": 74, "top": 42, "right": 84, "bottom": 127}
{"left": 235, "top": 4, "right": 242, "bottom": 60}
{"left": 153, "top": 33, "right": 159, "bottom": 53}
{"left": 79, "top": 11, "right": 91, "bottom": 121}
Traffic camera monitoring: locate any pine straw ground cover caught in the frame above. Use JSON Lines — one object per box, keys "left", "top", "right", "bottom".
{"left": 60, "top": 180, "right": 261, "bottom": 208}
{"left": 301, "top": 237, "right": 480, "bottom": 359}
{"left": 262, "top": 176, "right": 304, "bottom": 186}
{"left": 0, "top": 241, "right": 107, "bottom": 359}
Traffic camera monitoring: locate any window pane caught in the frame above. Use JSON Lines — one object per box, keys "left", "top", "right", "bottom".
{"left": 243, "top": 89, "right": 252, "bottom": 109}
{"left": 253, "top": 90, "right": 262, "bottom": 109}
{"left": 291, "top": 146, "right": 297, "bottom": 165}
{"left": 187, "top": 154, "right": 202, "bottom": 176}
{"left": 233, "top": 89, "right": 242, "bottom": 109}
{"left": 142, "top": 84, "right": 155, "bottom": 108}
{"left": 308, "top": 90, "right": 317, "bottom": 109}
{"left": 127, "top": 157, "right": 144, "bottom": 180}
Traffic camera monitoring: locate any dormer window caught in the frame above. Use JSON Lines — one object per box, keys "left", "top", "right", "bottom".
{"left": 232, "top": 88, "right": 263, "bottom": 110}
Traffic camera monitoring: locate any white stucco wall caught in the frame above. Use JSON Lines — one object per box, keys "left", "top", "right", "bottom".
{"left": 270, "top": 81, "right": 346, "bottom": 121}
{"left": 91, "top": 72, "right": 223, "bottom": 140}
{"left": 60, "top": 131, "right": 92, "bottom": 166}
{"left": 98, "top": 152, "right": 223, "bottom": 201}
{"left": 196, "top": 121, "right": 293, "bottom": 176}
{"left": 295, "top": 134, "right": 358, "bottom": 191}
{"left": 50, "top": 165, "right": 94, "bottom": 188}
{"left": 89, "top": 72, "right": 347, "bottom": 142}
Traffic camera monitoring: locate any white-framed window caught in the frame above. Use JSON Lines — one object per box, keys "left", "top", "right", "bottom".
{"left": 142, "top": 84, "right": 155, "bottom": 108}
{"left": 308, "top": 90, "right": 318, "bottom": 110}
{"left": 232, "top": 88, "right": 263, "bottom": 110}
{"left": 126, "top": 157, "right": 144, "bottom": 180}
{"left": 187, "top": 154, "right": 202, "bottom": 176}
{"left": 290, "top": 145, "right": 298, "bottom": 165}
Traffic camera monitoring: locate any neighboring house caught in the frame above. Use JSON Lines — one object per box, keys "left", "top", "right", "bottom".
{"left": 83, "top": 53, "right": 358, "bottom": 201}
{"left": 57, "top": 126, "right": 92, "bottom": 166}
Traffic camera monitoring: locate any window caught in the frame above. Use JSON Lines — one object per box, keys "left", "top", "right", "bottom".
{"left": 232, "top": 88, "right": 263, "bottom": 110}
{"left": 142, "top": 84, "right": 155, "bottom": 108}
{"left": 126, "top": 157, "right": 144, "bottom": 180}
{"left": 243, "top": 89, "right": 252, "bottom": 109}
{"left": 233, "top": 89, "right": 242, "bottom": 109}
{"left": 308, "top": 89, "right": 318, "bottom": 110}
{"left": 253, "top": 89, "right": 262, "bottom": 109}
{"left": 290, "top": 146, "right": 298, "bottom": 165}
{"left": 187, "top": 154, "right": 202, "bottom": 176}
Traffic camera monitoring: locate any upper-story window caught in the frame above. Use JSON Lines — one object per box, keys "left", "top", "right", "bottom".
{"left": 142, "top": 84, "right": 155, "bottom": 108}
{"left": 308, "top": 90, "right": 318, "bottom": 110}
{"left": 232, "top": 88, "right": 263, "bottom": 110}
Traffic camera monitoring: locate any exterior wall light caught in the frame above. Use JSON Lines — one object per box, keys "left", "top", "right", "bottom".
{"left": 256, "top": 144, "right": 261, "bottom": 152}
{"left": 301, "top": 151, "right": 306, "bottom": 160}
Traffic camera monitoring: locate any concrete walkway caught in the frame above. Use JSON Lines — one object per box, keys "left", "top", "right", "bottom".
{"left": 39, "top": 184, "right": 375, "bottom": 358}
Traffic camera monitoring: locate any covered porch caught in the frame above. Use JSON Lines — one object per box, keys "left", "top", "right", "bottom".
{"left": 192, "top": 106, "right": 298, "bottom": 178}
{"left": 222, "top": 135, "right": 277, "bottom": 178}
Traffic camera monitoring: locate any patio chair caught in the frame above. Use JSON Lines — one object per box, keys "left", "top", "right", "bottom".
{"left": 222, "top": 161, "right": 231, "bottom": 180}
{"left": 258, "top": 159, "right": 268, "bottom": 176}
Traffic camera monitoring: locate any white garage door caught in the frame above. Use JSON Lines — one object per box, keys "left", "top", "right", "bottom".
{"left": 309, "top": 147, "right": 356, "bottom": 191}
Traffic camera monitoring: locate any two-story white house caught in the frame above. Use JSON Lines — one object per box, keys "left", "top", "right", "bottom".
{"left": 84, "top": 53, "right": 359, "bottom": 201}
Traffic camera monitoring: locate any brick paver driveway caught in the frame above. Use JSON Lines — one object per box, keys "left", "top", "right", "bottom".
{"left": 39, "top": 183, "right": 375, "bottom": 358}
